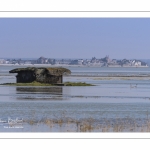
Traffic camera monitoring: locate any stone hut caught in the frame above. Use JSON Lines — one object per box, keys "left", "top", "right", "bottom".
{"left": 9, "top": 67, "right": 71, "bottom": 84}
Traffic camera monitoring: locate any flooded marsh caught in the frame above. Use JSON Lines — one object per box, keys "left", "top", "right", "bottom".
{"left": 1, "top": 66, "right": 150, "bottom": 132}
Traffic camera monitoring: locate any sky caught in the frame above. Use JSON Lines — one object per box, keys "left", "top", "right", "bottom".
{"left": 0, "top": 18, "right": 150, "bottom": 59}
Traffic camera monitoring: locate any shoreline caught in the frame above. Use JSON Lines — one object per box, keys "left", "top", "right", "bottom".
{"left": 0, "top": 64, "right": 149, "bottom": 68}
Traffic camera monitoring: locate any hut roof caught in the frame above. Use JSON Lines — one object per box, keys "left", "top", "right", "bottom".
{"left": 9, "top": 67, "right": 71, "bottom": 76}
{"left": 46, "top": 67, "right": 71, "bottom": 76}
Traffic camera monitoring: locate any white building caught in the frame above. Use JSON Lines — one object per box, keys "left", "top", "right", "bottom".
{"left": 131, "top": 60, "right": 142, "bottom": 66}
{"left": 0, "top": 59, "right": 5, "bottom": 64}
{"left": 78, "top": 59, "right": 83, "bottom": 65}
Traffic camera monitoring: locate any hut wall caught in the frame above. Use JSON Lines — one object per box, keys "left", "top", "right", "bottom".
{"left": 36, "top": 74, "right": 63, "bottom": 84}
{"left": 14, "top": 68, "right": 65, "bottom": 84}
{"left": 57, "top": 75, "right": 63, "bottom": 83}
{"left": 16, "top": 71, "right": 36, "bottom": 83}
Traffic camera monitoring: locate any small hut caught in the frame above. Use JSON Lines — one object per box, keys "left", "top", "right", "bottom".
{"left": 9, "top": 67, "right": 71, "bottom": 84}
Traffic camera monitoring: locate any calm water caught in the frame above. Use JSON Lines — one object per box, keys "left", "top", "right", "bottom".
{"left": 1, "top": 65, "right": 150, "bottom": 132}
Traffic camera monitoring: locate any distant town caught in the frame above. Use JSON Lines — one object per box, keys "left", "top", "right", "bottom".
{"left": 0, "top": 55, "right": 149, "bottom": 67}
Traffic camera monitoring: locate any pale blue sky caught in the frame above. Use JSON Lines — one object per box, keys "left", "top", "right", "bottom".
{"left": 0, "top": 18, "right": 150, "bottom": 59}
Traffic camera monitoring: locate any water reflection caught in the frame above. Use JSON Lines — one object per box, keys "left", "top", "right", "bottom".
{"left": 16, "top": 87, "right": 65, "bottom": 100}
{"left": 16, "top": 87, "right": 63, "bottom": 95}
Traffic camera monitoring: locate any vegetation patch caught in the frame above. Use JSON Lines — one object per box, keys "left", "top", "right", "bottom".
{"left": 64, "top": 82, "right": 94, "bottom": 86}
{"left": 1, "top": 81, "right": 94, "bottom": 86}
{"left": 0, "top": 81, "right": 53, "bottom": 86}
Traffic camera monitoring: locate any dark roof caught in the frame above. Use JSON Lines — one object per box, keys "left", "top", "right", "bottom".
{"left": 9, "top": 67, "right": 71, "bottom": 76}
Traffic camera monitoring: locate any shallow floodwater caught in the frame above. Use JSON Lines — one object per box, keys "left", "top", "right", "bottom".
{"left": 1, "top": 65, "right": 150, "bottom": 132}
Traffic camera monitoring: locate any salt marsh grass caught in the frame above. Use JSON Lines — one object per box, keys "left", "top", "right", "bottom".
{"left": 25, "top": 116, "right": 150, "bottom": 132}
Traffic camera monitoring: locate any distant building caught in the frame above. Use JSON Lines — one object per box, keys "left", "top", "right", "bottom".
{"left": 78, "top": 59, "right": 83, "bottom": 65}
{"left": 69, "top": 59, "right": 83, "bottom": 65}
{"left": 100, "top": 55, "right": 111, "bottom": 63}
{"left": 0, "top": 59, "right": 5, "bottom": 64}
{"left": 24, "top": 61, "right": 32, "bottom": 64}
{"left": 37, "top": 57, "right": 47, "bottom": 64}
